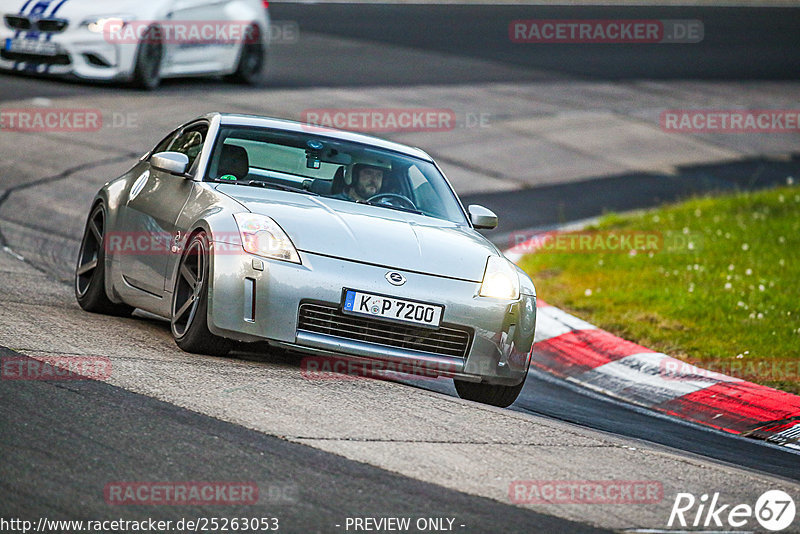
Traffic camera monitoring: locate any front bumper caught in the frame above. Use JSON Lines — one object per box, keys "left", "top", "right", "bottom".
{"left": 0, "top": 29, "right": 135, "bottom": 80}
{"left": 206, "top": 246, "right": 536, "bottom": 386}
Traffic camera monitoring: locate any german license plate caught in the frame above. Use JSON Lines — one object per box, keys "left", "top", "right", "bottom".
{"left": 5, "top": 38, "right": 59, "bottom": 56}
{"left": 342, "top": 289, "right": 443, "bottom": 328}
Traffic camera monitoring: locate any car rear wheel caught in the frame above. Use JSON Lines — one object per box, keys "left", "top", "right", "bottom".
{"left": 171, "top": 232, "right": 232, "bottom": 356}
{"left": 453, "top": 376, "right": 527, "bottom": 408}
{"left": 75, "top": 204, "right": 134, "bottom": 316}
{"left": 225, "top": 24, "right": 265, "bottom": 85}
{"left": 132, "top": 26, "right": 163, "bottom": 90}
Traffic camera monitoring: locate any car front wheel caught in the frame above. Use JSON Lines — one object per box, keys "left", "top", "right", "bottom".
{"left": 75, "top": 204, "right": 134, "bottom": 316}
{"left": 453, "top": 376, "right": 527, "bottom": 408}
{"left": 171, "top": 232, "right": 232, "bottom": 356}
{"left": 225, "top": 24, "right": 266, "bottom": 85}
{"left": 132, "top": 26, "right": 163, "bottom": 90}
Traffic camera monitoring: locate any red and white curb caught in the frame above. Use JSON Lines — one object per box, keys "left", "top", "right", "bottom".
{"left": 507, "top": 235, "right": 800, "bottom": 450}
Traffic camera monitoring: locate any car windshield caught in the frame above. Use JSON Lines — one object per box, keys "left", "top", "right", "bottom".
{"left": 206, "top": 126, "right": 468, "bottom": 224}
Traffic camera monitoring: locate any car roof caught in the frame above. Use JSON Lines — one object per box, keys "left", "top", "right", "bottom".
{"left": 206, "top": 113, "right": 434, "bottom": 162}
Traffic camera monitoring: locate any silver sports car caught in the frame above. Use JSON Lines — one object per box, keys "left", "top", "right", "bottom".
{"left": 75, "top": 113, "right": 537, "bottom": 407}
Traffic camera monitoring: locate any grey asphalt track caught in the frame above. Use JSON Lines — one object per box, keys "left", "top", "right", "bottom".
{"left": 0, "top": 347, "right": 608, "bottom": 533}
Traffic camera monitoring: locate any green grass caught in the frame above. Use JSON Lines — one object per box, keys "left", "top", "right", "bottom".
{"left": 518, "top": 184, "right": 800, "bottom": 394}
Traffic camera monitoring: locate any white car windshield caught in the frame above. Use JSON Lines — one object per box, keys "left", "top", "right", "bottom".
{"left": 206, "top": 127, "right": 468, "bottom": 224}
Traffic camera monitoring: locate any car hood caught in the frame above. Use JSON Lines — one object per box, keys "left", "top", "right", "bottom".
{"left": 216, "top": 185, "right": 497, "bottom": 282}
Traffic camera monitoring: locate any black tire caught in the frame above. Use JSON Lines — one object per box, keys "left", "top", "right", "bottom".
{"left": 171, "top": 232, "right": 232, "bottom": 356}
{"left": 225, "top": 24, "right": 266, "bottom": 85}
{"left": 454, "top": 375, "right": 527, "bottom": 408}
{"left": 75, "top": 204, "right": 134, "bottom": 317}
{"left": 131, "top": 26, "right": 163, "bottom": 90}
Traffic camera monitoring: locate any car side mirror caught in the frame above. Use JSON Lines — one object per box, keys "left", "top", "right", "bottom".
{"left": 468, "top": 205, "right": 498, "bottom": 229}
{"left": 151, "top": 152, "right": 190, "bottom": 176}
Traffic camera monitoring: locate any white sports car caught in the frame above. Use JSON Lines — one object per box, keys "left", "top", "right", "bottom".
{"left": 0, "top": 0, "right": 270, "bottom": 88}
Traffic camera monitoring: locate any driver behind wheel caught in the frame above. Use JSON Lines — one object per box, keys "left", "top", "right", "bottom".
{"left": 337, "top": 163, "right": 386, "bottom": 202}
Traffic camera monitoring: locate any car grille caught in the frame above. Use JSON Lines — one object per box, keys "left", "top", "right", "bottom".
{"left": 3, "top": 15, "right": 31, "bottom": 30}
{"left": 298, "top": 302, "right": 472, "bottom": 358}
{"left": 37, "top": 18, "right": 68, "bottom": 32}
{"left": 4, "top": 15, "right": 68, "bottom": 33}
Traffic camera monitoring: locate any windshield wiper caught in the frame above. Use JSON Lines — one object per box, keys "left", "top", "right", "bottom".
{"left": 210, "top": 179, "right": 318, "bottom": 196}
{"left": 363, "top": 201, "right": 423, "bottom": 215}
{"left": 245, "top": 180, "right": 319, "bottom": 195}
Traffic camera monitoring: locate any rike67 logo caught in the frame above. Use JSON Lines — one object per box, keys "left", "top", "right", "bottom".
{"left": 668, "top": 490, "right": 796, "bottom": 531}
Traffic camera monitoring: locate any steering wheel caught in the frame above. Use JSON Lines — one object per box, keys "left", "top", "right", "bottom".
{"left": 366, "top": 193, "right": 418, "bottom": 211}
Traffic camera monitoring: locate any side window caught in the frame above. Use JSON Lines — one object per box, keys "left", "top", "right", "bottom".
{"left": 150, "top": 130, "right": 178, "bottom": 156}
{"left": 408, "top": 165, "right": 427, "bottom": 190}
{"left": 167, "top": 125, "right": 208, "bottom": 171}
{"left": 408, "top": 164, "right": 446, "bottom": 219}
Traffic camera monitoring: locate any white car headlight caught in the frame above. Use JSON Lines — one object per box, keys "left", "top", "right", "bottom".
{"left": 81, "top": 14, "right": 136, "bottom": 33}
{"left": 479, "top": 256, "right": 520, "bottom": 300}
{"left": 234, "top": 213, "right": 301, "bottom": 264}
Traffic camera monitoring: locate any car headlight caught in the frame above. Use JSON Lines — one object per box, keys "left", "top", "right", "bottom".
{"left": 233, "top": 213, "right": 301, "bottom": 264}
{"left": 479, "top": 256, "right": 520, "bottom": 300}
{"left": 80, "top": 14, "right": 135, "bottom": 33}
